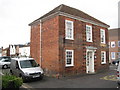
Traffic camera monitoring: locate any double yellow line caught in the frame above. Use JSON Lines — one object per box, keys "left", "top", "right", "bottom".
{"left": 100, "top": 75, "right": 117, "bottom": 81}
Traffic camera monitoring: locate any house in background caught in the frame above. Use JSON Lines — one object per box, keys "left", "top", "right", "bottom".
{"left": 1, "top": 45, "right": 19, "bottom": 57}
{"left": 1, "top": 45, "right": 18, "bottom": 57}
{"left": 29, "top": 4, "right": 109, "bottom": 77}
{"left": 109, "top": 28, "right": 120, "bottom": 63}
{"left": 9, "top": 44, "right": 17, "bottom": 57}
{"left": 1, "top": 43, "right": 30, "bottom": 57}
{"left": 19, "top": 44, "right": 30, "bottom": 57}
{"left": 2, "top": 47, "right": 9, "bottom": 56}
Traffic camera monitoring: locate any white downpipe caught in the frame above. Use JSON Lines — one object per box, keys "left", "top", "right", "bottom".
{"left": 40, "top": 20, "right": 42, "bottom": 67}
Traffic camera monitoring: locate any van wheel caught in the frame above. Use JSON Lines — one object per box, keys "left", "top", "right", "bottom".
{"left": 2, "top": 65, "right": 8, "bottom": 69}
{"left": 20, "top": 74, "right": 27, "bottom": 83}
{"left": 10, "top": 70, "right": 13, "bottom": 75}
{"left": 39, "top": 76, "right": 43, "bottom": 80}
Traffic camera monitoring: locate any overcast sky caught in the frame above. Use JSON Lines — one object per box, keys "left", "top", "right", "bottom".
{"left": 0, "top": 0, "right": 119, "bottom": 48}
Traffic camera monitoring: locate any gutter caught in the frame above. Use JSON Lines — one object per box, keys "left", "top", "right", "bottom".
{"left": 29, "top": 11, "right": 109, "bottom": 28}
{"left": 40, "top": 20, "right": 42, "bottom": 67}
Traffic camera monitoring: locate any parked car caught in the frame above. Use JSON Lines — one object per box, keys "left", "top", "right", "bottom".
{"left": 112, "top": 58, "right": 120, "bottom": 65}
{"left": 117, "top": 61, "right": 120, "bottom": 88}
{"left": 10, "top": 58, "right": 44, "bottom": 82}
{"left": 0, "top": 56, "right": 11, "bottom": 69}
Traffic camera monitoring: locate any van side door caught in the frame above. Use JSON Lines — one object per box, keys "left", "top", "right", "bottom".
{"left": 15, "top": 61, "right": 21, "bottom": 77}
{"left": 11, "top": 60, "right": 16, "bottom": 74}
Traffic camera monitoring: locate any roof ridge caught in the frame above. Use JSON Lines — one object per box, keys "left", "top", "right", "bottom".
{"left": 29, "top": 4, "right": 109, "bottom": 27}
{"left": 58, "top": 4, "right": 64, "bottom": 11}
{"left": 60, "top": 4, "right": 108, "bottom": 25}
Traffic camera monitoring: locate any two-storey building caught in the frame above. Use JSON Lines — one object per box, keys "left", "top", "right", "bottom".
{"left": 29, "top": 4, "right": 110, "bottom": 77}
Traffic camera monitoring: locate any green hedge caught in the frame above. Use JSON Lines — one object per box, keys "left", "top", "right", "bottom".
{"left": 2, "top": 74, "right": 23, "bottom": 88}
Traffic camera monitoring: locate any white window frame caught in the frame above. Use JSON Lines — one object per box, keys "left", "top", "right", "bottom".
{"left": 100, "top": 29, "right": 106, "bottom": 44}
{"left": 109, "top": 52, "right": 111, "bottom": 61}
{"left": 108, "top": 42, "right": 110, "bottom": 48}
{"left": 111, "top": 41, "right": 115, "bottom": 48}
{"left": 118, "top": 41, "right": 120, "bottom": 47}
{"left": 111, "top": 52, "right": 116, "bottom": 59}
{"left": 65, "top": 20, "right": 74, "bottom": 40}
{"left": 118, "top": 52, "right": 120, "bottom": 58}
{"left": 65, "top": 50, "right": 74, "bottom": 67}
{"left": 101, "top": 51, "right": 106, "bottom": 64}
{"left": 86, "top": 25, "right": 92, "bottom": 42}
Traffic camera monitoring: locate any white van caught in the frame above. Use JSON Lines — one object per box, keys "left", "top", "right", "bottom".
{"left": 10, "top": 58, "right": 44, "bottom": 82}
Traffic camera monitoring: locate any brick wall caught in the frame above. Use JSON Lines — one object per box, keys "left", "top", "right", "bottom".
{"left": 30, "top": 24, "right": 40, "bottom": 64}
{"left": 58, "top": 15, "right": 109, "bottom": 76}
{"left": 30, "top": 15, "right": 109, "bottom": 77}
{"left": 40, "top": 16, "right": 59, "bottom": 75}
{"left": 109, "top": 29, "right": 120, "bottom": 63}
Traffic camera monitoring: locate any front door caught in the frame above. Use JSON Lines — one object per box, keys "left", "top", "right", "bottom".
{"left": 86, "top": 50, "right": 94, "bottom": 73}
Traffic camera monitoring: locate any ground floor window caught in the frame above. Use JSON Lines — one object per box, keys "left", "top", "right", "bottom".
{"left": 118, "top": 52, "right": 120, "bottom": 58}
{"left": 118, "top": 41, "right": 120, "bottom": 47}
{"left": 111, "top": 52, "right": 115, "bottom": 59}
{"left": 101, "top": 51, "right": 106, "bottom": 64}
{"left": 65, "top": 50, "right": 74, "bottom": 67}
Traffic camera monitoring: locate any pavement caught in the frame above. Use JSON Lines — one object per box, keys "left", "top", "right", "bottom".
{"left": 20, "top": 64, "right": 118, "bottom": 88}
{"left": 1, "top": 64, "right": 118, "bottom": 89}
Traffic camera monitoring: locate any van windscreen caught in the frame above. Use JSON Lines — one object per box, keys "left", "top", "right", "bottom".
{"left": 20, "top": 59, "right": 39, "bottom": 68}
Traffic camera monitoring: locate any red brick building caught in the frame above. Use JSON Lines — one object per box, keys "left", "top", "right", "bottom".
{"left": 109, "top": 28, "right": 120, "bottom": 63}
{"left": 29, "top": 4, "right": 110, "bottom": 77}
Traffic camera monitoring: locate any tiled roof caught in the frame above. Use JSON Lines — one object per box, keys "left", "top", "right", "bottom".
{"left": 29, "top": 4, "right": 109, "bottom": 27}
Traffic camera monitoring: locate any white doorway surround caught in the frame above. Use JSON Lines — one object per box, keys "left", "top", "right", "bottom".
{"left": 86, "top": 50, "right": 94, "bottom": 73}
{"left": 86, "top": 46, "right": 97, "bottom": 74}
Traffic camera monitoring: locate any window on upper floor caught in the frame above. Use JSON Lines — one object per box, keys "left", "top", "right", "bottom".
{"left": 118, "top": 41, "right": 120, "bottom": 47}
{"left": 111, "top": 41, "right": 115, "bottom": 48}
{"left": 65, "top": 20, "right": 74, "bottom": 40}
{"left": 101, "top": 51, "right": 106, "bottom": 64}
{"left": 111, "top": 52, "right": 116, "bottom": 59}
{"left": 100, "top": 29, "right": 106, "bottom": 44}
{"left": 86, "top": 25, "right": 92, "bottom": 42}
{"left": 65, "top": 50, "right": 74, "bottom": 67}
